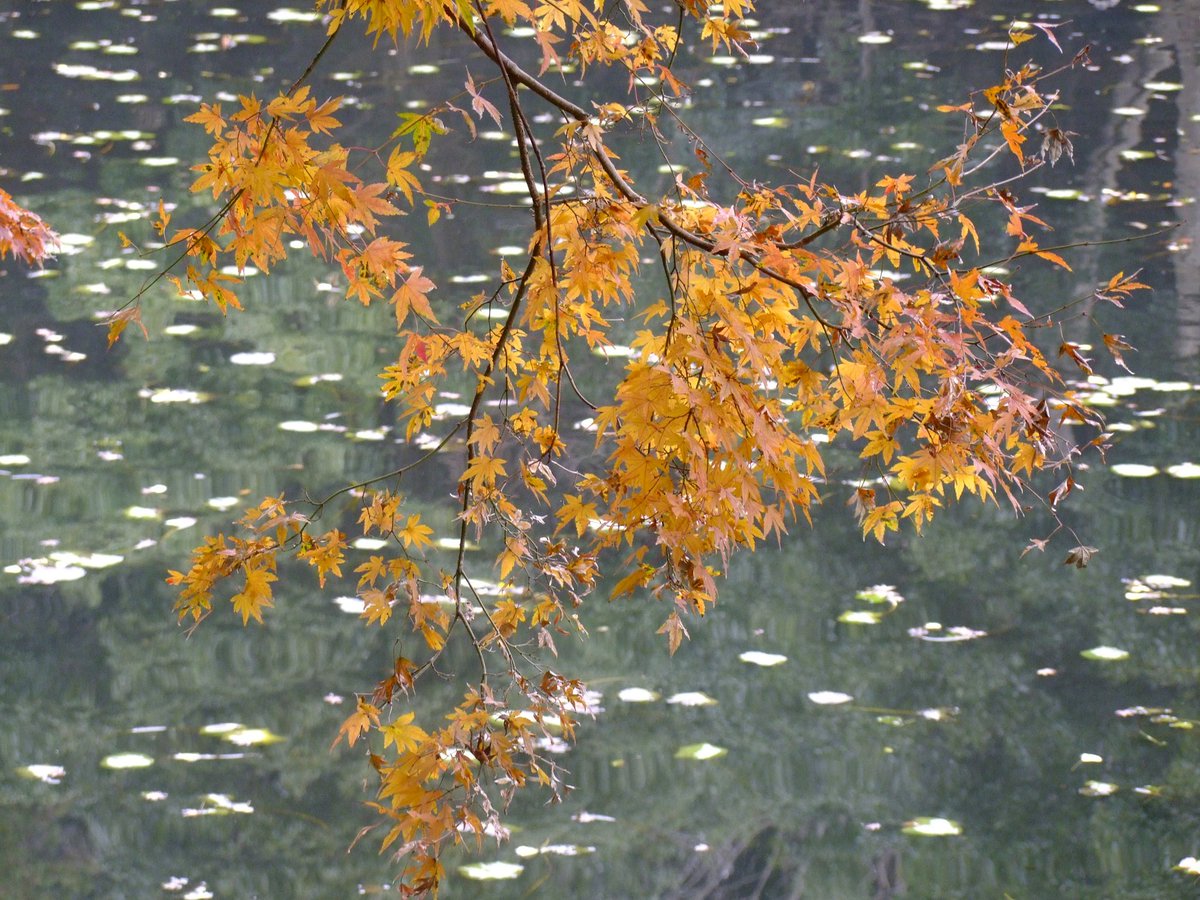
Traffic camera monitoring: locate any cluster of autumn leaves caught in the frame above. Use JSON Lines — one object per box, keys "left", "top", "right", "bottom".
{"left": 0, "top": 0, "right": 1146, "bottom": 894}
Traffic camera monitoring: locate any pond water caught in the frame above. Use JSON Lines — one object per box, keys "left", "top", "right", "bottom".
{"left": 3, "top": 1, "right": 1200, "bottom": 897}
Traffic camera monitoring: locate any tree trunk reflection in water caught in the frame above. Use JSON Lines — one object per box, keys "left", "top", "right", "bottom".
{"left": 1162, "top": 0, "right": 1200, "bottom": 363}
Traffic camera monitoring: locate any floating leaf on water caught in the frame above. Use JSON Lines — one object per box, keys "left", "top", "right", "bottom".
{"left": 267, "top": 8, "right": 321, "bottom": 22}
{"left": 808, "top": 691, "right": 853, "bottom": 705}
{"left": 333, "top": 595, "right": 366, "bottom": 614}
{"left": 1037, "top": 668, "right": 1058, "bottom": 677}
{"left": 1079, "top": 753, "right": 1103, "bottom": 765}
{"left": 1082, "top": 646, "right": 1130, "bottom": 661}
{"left": 1144, "top": 81, "right": 1182, "bottom": 92}
{"left": 165, "top": 516, "right": 197, "bottom": 530}
{"left": 223, "top": 727, "right": 284, "bottom": 746}
{"left": 1079, "top": 780, "right": 1118, "bottom": 797}
{"left": 572, "top": 811, "right": 616, "bottom": 823}
{"left": 856, "top": 584, "right": 904, "bottom": 605}
{"left": 0, "top": 454, "right": 31, "bottom": 466}
{"left": 101, "top": 753, "right": 154, "bottom": 769}
{"left": 278, "top": 420, "right": 320, "bottom": 432}
{"left": 1143, "top": 574, "right": 1191, "bottom": 589}
{"left": 738, "top": 651, "right": 787, "bottom": 667}
{"left": 353, "top": 537, "right": 388, "bottom": 550}
{"left": 908, "top": 624, "right": 987, "bottom": 642}
{"left": 858, "top": 32, "right": 892, "bottom": 44}
{"left": 142, "top": 791, "right": 169, "bottom": 802}
{"left": 902, "top": 817, "right": 962, "bottom": 837}
{"left": 229, "top": 351, "right": 275, "bottom": 365}
{"left": 1167, "top": 463, "right": 1200, "bottom": 479}
{"left": 514, "top": 843, "right": 596, "bottom": 858}
{"left": 919, "top": 707, "right": 959, "bottom": 722}
{"left": 296, "top": 372, "right": 343, "bottom": 386}
{"left": 666, "top": 691, "right": 717, "bottom": 707}
{"left": 1110, "top": 463, "right": 1158, "bottom": 478}
{"left": 1043, "top": 188, "right": 1087, "bottom": 201}
{"left": 199, "top": 722, "right": 242, "bottom": 736}
{"left": 839, "top": 610, "right": 883, "bottom": 624}
{"left": 432, "top": 402, "right": 472, "bottom": 418}
{"left": 144, "top": 388, "right": 210, "bottom": 404}
{"left": 185, "top": 793, "right": 254, "bottom": 816}
{"left": 459, "top": 862, "right": 524, "bottom": 881}
{"left": 1176, "top": 857, "right": 1200, "bottom": 876}
{"left": 49, "top": 551, "right": 123, "bottom": 569}
{"left": 17, "top": 562, "right": 87, "bottom": 584}
{"left": 1134, "top": 784, "right": 1163, "bottom": 797}
{"left": 173, "top": 752, "right": 217, "bottom": 763}
{"left": 617, "top": 687, "right": 660, "bottom": 703}
{"left": 674, "top": 742, "right": 727, "bottom": 761}
{"left": 125, "top": 506, "right": 161, "bottom": 520}
{"left": 19, "top": 764, "right": 66, "bottom": 784}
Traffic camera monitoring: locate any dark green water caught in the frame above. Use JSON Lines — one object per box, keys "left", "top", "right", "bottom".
{"left": 2, "top": 1, "right": 1200, "bottom": 897}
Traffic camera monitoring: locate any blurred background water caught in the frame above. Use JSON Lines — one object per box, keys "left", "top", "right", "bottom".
{"left": 2, "top": 1, "right": 1199, "bottom": 897}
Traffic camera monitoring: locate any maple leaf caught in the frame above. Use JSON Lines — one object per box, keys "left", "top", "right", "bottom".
{"left": 555, "top": 494, "right": 598, "bottom": 537}
{"left": 333, "top": 698, "right": 381, "bottom": 749}
{"left": 381, "top": 712, "right": 428, "bottom": 754}
{"left": 656, "top": 611, "right": 689, "bottom": 656}
{"left": 1063, "top": 545, "right": 1099, "bottom": 569}
{"left": 230, "top": 561, "right": 277, "bottom": 625}
{"left": 398, "top": 514, "right": 435, "bottom": 550}
{"left": 463, "top": 454, "right": 507, "bottom": 489}
{"left": 1102, "top": 334, "right": 1135, "bottom": 372}
{"left": 0, "top": 188, "right": 58, "bottom": 266}
{"left": 393, "top": 267, "right": 439, "bottom": 326}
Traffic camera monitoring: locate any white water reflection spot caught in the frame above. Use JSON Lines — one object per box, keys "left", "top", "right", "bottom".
{"left": 229, "top": 351, "right": 275, "bottom": 365}
{"left": 102, "top": 753, "right": 154, "bottom": 769}
{"left": 1079, "top": 780, "right": 1118, "bottom": 797}
{"left": 19, "top": 562, "right": 87, "bottom": 584}
{"left": 739, "top": 651, "right": 788, "bottom": 667}
{"left": 666, "top": 691, "right": 717, "bottom": 707}
{"left": 20, "top": 764, "right": 66, "bottom": 784}
{"left": 617, "top": 687, "right": 659, "bottom": 703}
{"left": 278, "top": 420, "right": 319, "bottom": 432}
{"left": 1110, "top": 463, "right": 1159, "bottom": 478}
{"left": 902, "top": 817, "right": 962, "bottom": 836}
{"left": 808, "top": 691, "right": 853, "bottom": 705}
{"left": 459, "top": 861, "right": 524, "bottom": 881}
{"left": 1081, "top": 646, "right": 1130, "bottom": 661}
{"left": 572, "top": 811, "right": 616, "bottom": 823}
{"left": 1175, "top": 857, "right": 1200, "bottom": 876}
{"left": 675, "top": 742, "right": 727, "bottom": 761}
